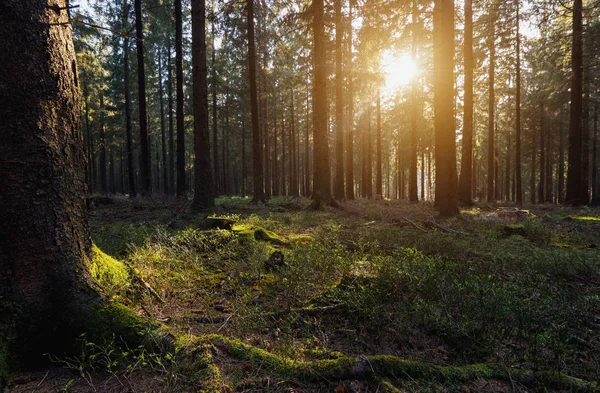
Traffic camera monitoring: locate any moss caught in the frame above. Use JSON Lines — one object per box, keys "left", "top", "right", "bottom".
{"left": 232, "top": 224, "right": 286, "bottom": 245}
{"left": 569, "top": 216, "right": 600, "bottom": 222}
{"left": 503, "top": 224, "right": 527, "bottom": 237}
{"left": 89, "top": 302, "right": 146, "bottom": 347}
{"left": 89, "top": 244, "right": 131, "bottom": 298}
{"left": 197, "top": 335, "right": 597, "bottom": 391}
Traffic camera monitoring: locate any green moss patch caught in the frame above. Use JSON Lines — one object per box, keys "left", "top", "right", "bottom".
{"left": 89, "top": 244, "right": 131, "bottom": 298}
{"left": 569, "top": 216, "right": 600, "bottom": 222}
{"left": 232, "top": 224, "right": 286, "bottom": 245}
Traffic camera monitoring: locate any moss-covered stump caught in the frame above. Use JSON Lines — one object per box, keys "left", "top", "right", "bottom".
{"left": 194, "top": 335, "right": 597, "bottom": 392}
{"left": 201, "top": 217, "right": 236, "bottom": 230}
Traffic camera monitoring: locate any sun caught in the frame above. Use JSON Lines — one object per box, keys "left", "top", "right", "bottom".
{"left": 381, "top": 52, "right": 418, "bottom": 94}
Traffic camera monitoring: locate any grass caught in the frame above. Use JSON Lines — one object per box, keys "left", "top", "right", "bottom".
{"left": 13, "top": 196, "right": 597, "bottom": 392}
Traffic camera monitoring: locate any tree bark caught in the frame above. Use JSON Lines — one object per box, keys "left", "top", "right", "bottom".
{"left": 123, "top": 23, "right": 137, "bottom": 197}
{"left": 566, "top": 0, "right": 583, "bottom": 205}
{"left": 538, "top": 105, "right": 546, "bottom": 203}
{"left": 433, "top": 0, "right": 459, "bottom": 216}
{"left": 0, "top": 0, "right": 100, "bottom": 365}
{"left": 191, "top": 0, "right": 215, "bottom": 209}
{"left": 158, "top": 50, "right": 169, "bottom": 195}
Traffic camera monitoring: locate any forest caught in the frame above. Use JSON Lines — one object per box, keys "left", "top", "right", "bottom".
{"left": 0, "top": 0, "right": 599, "bottom": 391}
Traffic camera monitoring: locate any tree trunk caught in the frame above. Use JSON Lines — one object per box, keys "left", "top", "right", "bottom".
{"left": 592, "top": 104, "right": 599, "bottom": 206}
{"left": 175, "top": 0, "right": 186, "bottom": 197}
{"left": 248, "top": 0, "right": 265, "bottom": 202}
{"left": 0, "top": 0, "right": 101, "bottom": 366}
{"left": 211, "top": 18, "right": 219, "bottom": 196}
{"left": 514, "top": 0, "right": 522, "bottom": 204}
{"left": 376, "top": 90, "right": 382, "bottom": 196}
{"left": 458, "top": 0, "right": 473, "bottom": 204}
{"left": 135, "top": 0, "right": 151, "bottom": 195}
{"left": 345, "top": 1, "right": 355, "bottom": 200}
{"left": 558, "top": 108, "right": 565, "bottom": 203}
{"left": 167, "top": 36, "right": 175, "bottom": 194}
{"left": 311, "top": 0, "right": 335, "bottom": 206}
{"left": 158, "top": 50, "right": 169, "bottom": 195}
{"left": 99, "top": 96, "right": 108, "bottom": 193}
{"left": 487, "top": 15, "right": 495, "bottom": 202}
{"left": 433, "top": 0, "right": 459, "bottom": 215}
{"left": 305, "top": 84, "right": 312, "bottom": 197}
{"left": 123, "top": 24, "right": 137, "bottom": 197}
{"left": 333, "top": 0, "right": 345, "bottom": 199}
{"left": 409, "top": 0, "right": 419, "bottom": 202}
{"left": 290, "top": 90, "right": 299, "bottom": 196}
{"left": 566, "top": 0, "right": 583, "bottom": 205}
{"left": 531, "top": 124, "right": 536, "bottom": 204}
{"left": 191, "top": 0, "right": 215, "bottom": 209}
{"left": 538, "top": 105, "right": 546, "bottom": 203}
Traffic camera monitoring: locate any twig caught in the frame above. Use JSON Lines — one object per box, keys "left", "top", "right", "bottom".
{"left": 403, "top": 217, "right": 427, "bottom": 232}
{"left": 430, "top": 217, "right": 470, "bottom": 235}
{"left": 51, "top": 18, "right": 141, "bottom": 41}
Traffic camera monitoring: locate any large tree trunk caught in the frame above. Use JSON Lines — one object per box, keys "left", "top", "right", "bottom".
{"left": 458, "top": 0, "right": 473, "bottom": 204}
{"left": 566, "top": 0, "right": 583, "bottom": 205}
{"left": 175, "top": 0, "right": 186, "bottom": 198}
{"left": 433, "top": 0, "right": 459, "bottom": 215}
{"left": 135, "top": 0, "right": 151, "bottom": 195}
{"left": 311, "top": 0, "right": 335, "bottom": 207}
{"left": 0, "top": 0, "right": 100, "bottom": 367}
{"left": 333, "top": 0, "right": 345, "bottom": 199}
{"left": 305, "top": 84, "right": 312, "bottom": 197}
{"left": 538, "top": 105, "right": 546, "bottom": 203}
{"left": 248, "top": 0, "right": 265, "bottom": 202}
{"left": 592, "top": 104, "right": 599, "bottom": 206}
{"left": 558, "top": 108, "right": 565, "bottom": 203}
{"left": 191, "top": 0, "right": 215, "bottom": 210}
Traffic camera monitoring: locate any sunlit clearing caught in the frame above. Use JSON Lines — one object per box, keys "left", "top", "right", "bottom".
{"left": 382, "top": 53, "right": 417, "bottom": 94}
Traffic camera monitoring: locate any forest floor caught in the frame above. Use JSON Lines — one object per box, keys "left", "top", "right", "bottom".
{"left": 7, "top": 196, "right": 600, "bottom": 392}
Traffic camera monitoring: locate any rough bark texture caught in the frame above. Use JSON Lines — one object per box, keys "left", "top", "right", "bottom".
{"left": 458, "top": 0, "right": 473, "bottom": 204}
{"left": 191, "top": 0, "right": 215, "bottom": 210}
{"left": 0, "top": 0, "right": 100, "bottom": 366}
{"left": 433, "top": 0, "right": 459, "bottom": 216}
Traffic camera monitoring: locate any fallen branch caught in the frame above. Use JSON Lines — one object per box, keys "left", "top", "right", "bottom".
{"left": 402, "top": 217, "right": 427, "bottom": 232}
{"left": 265, "top": 304, "right": 346, "bottom": 319}
{"left": 430, "top": 217, "right": 469, "bottom": 235}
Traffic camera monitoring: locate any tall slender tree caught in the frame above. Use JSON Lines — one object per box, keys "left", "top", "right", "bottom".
{"left": 514, "top": 0, "right": 522, "bottom": 204}
{"left": 458, "top": 0, "right": 473, "bottom": 204}
{"left": 135, "top": 0, "right": 151, "bottom": 195}
{"left": 248, "top": 0, "right": 265, "bottom": 202}
{"left": 191, "top": 0, "right": 215, "bottom": 210}
{"left": 175, "top": 0, "right": 186, "bottom": 197}
{"left": 333, "top": 0, "right": 345, "bottom": 199}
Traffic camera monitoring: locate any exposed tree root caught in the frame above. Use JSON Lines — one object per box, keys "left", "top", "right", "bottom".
{"left": 195, "top": 335, "right": 597, "bottom": 392}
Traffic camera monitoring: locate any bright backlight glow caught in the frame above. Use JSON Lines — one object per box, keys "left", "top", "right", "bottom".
{"left": 382, "top": 53, "right": 418, "bottom": 94}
